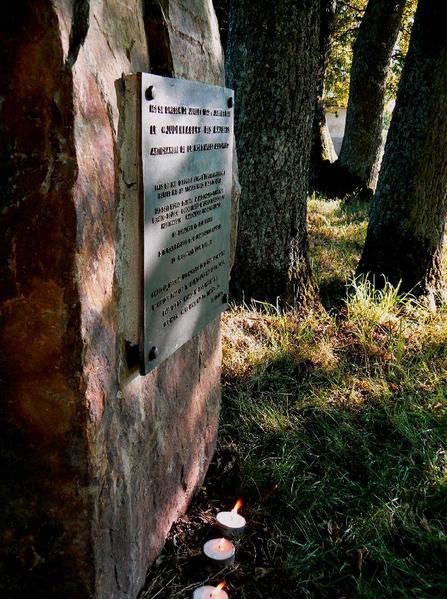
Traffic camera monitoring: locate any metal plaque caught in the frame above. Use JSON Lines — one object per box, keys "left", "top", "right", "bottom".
{"left": 139, "top": 73, "right": 234, "bottom": 374}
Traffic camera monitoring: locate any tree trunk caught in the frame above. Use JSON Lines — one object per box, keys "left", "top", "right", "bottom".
{"left": 338, "top": 0, "right": 406, "bottom": 191}
{"left": 213, "top": 0, "right": 230, "bottom": 50}
{"left": 310, "top": 0, "right": 337, "bottom": 189}
{"left": 226, "top": 0, "right": 321, "bottom": 306}
{"left": 357, "top": 0, "right": 447, "bottom": 298}
{"left": 313, "top": 99, "right": 337, "bottom": 164}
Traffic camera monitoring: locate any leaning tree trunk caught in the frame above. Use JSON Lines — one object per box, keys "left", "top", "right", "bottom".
{"left": 338, "top": 0, "right": 406, "bottom": 192}
{"left": 358, "top": 0, "right": 447, "bottom": 298}
{"left": 310, "top": 0, "right": 337, "bottom": 189}
{"left": 226, "top": 0, "right": 321, "bottom": 306}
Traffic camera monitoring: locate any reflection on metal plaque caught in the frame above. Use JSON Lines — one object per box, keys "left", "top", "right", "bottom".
{"left": 139, "top": 73, "right": 234, "bottom": 374}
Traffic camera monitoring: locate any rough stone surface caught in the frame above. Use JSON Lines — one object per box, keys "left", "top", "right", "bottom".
{"left": 0, "top": 1, "right": 237, "bottom": 597}
{"left": 0, "top": 3, "right": 91, "bottom": 596}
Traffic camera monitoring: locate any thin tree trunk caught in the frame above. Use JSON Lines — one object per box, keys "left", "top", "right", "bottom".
{"left": 358, "top": 0, "right": 447, "bottom": 298}
{"left": 338, "top": 0, "right": 406, "bottom": 191}
{"left": 226, "top": 0, "right": 321, "bottom": 306}
{"left": 310, "top": 0, "right": 337, "bottom": 189}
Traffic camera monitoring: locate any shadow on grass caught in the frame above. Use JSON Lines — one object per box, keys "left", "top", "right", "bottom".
{"left": 216, "top": 334, "right": 447, "bottom": 598}
{"left": 141, "top": 333, "right": 447, "bottom": 598}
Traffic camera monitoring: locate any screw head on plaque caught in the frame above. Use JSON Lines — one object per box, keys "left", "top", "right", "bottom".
{"left": 145, "top": 85, "right": 156, "bottom": 101}
{"left": 148, "top": 346, "right": 159, "bottom": 361}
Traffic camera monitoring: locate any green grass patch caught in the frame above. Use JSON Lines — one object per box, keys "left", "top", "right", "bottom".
{"left": 220, "top": 198, "right": 447, "bottom": 597}
{"left": 308, "top": 193, "right": 369, "bottom": 307}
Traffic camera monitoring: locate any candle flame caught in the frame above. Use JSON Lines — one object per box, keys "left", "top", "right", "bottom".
{"left": 212, "top": 582, "right": 225, "bottom": 595}
{"left": 231, "top": 498, "right": 243, "bottom": 513}
{"left": 217, "top": 538, "right": 226, "bottom": 551}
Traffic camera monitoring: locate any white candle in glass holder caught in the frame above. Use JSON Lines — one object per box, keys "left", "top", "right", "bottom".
{"left": 216, "top": 499, "right": 246, "bottom": 538}
{"left": 203, "top": 538, "right": 235, "bottom": 566}
{"left": 193, "top": 582, "right": 229, "bottom": 599}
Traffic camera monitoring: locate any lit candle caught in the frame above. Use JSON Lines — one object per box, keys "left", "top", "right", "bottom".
{"left": 193, "top": 582, "right": 229, "bottom": 599}
{"left": 203, "top": 538, "right": 235, "bottom": 566}
{"left": 216, "top": 499, "right": 246, "bottom": 538}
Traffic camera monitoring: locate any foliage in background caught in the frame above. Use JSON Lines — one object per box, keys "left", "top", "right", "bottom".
{"left": 325, "top": 0, "right": 417, "bottom": 107}
{"left": 386, "top": 0, "right": 417, "bottom": 99}
{"left": 325, "top": 0, "right": 366, "bottom": 107}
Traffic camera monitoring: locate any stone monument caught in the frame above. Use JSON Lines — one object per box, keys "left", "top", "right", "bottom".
{"left": 0, "top": 1, "right": 239, "bottom": 597}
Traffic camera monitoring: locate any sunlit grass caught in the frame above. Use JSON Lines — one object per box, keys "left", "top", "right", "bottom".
{"left": 308, "top": 193, "right": 368, "bottom": 304}
{"left": 220, "top": 197, "right": 447, "bottom": 597}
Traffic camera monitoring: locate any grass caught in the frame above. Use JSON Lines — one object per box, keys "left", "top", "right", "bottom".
{"left": 219, "top": 199, "right": 447, "bottom": 597}
{"left": 142, "top": 198, "right": 447, "bottom": 598}
{"left": 307, "top": 193, "right": 369, "bottom": 306}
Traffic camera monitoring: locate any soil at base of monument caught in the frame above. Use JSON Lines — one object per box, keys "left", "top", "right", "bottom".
{"left": 139, "top": 442, "right": 294, "bottom": 599}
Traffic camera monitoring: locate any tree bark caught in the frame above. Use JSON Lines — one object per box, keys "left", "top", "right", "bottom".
{"left": 226, "top": 0, "right": 321, "bottom": 306}
{"left": 338, "top": 0, "right": 406, "bottom": 191}
{"left": 357, "top": 0, "right": 447, "bottom": 298}
{"left": 213, "top": 0, "right": 230, "bottom": 50}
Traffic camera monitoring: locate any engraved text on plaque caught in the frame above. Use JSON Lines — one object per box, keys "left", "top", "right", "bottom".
{"left": 139, "top": 73, "right": 234, "bottom": 374}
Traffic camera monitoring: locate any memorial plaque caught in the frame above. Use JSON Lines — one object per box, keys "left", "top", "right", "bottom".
{"left": 139, "top": 73, "right": 234, "bottom": 374}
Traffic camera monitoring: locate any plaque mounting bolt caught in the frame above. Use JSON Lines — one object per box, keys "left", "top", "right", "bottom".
{"left": 148, "top": 346, "right": 159, "bottom": 361}
{"left": 227, "top": 97, "right": 233, "bottom": 108}
{"left": 145, "top": 86, "right": 156, "bottom": 101}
